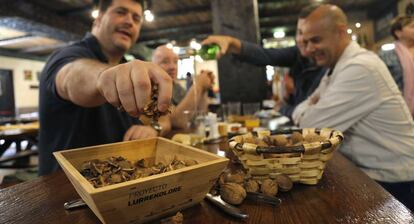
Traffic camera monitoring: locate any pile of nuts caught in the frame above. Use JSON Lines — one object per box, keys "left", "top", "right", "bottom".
{"left": 142, "top": 84, "right": 172, "bottom": 124}
{"left": 160, "top": 211, "right": 183, "bottom": 224}
{"left": 212, "top": 170, "right": 293, "bottom": 205}
{"left": 242, "top": 131, "right": 327, "bottom": 147}
{"left": 80, "top": 156, "right": 198, "bottom": 188}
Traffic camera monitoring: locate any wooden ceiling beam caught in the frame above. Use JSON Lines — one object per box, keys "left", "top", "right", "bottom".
{"left": 259, "top": 15, "right": 299, "bottom": 28}
{"left": 260, "top": 25, "right": 297, "bottom": 38}
{"left": 139, "top": 22, "right": 212, "bottom": 41}
{"left": 154, "top": 5, "right": 210, "bottom": 18}
{"left": 0, "top": 0, "right": 87, "bottom": 41}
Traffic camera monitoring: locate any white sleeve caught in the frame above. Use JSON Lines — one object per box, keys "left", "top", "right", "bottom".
{"left": 292, "top": 73, "right": 329, "bottom": 125}
{"left": 295, "top": 64, "right": 381, "bottom": 132}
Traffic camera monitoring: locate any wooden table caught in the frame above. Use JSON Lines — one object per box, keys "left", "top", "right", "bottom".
{"left": 0, "top": 139, "right": 413, "bottom": 224}
{"left": 0, "top": 122, "right": 39, "bottom": 168}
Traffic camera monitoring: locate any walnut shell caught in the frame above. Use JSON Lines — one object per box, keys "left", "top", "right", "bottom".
{"left": 220, "top": 183, "right": 247, "bottom": 205}
{"left": 263, "top": 136, "right": 273, "bottom": 146}
{"left": 274, "top": 174, "right": 293, "bottom": 192}
{"left": 184, "top": 159, "right": 198, "bottom": 166}
{"left": 171, "top": 211, "right": 183, "bottom": 224}
{"left": 256, "top": 139, "right": 269, "bottom": 147}
{"left": 304, "top": 133, "right": 326, "bottom": 143}
{"left": 244, "top": 180, "right": 260, "bottom": 193}
{"left": 225, "top": 172, "right": 246, "bottom": 184}
{"left": 272, "top": 135, "right": 288, "bottom": 146}
{"left": 243, "top": 136, "right": 256, "bottom": 144}
{"left": 218, "top": 172, "right": 227, "bottom": 186}
{"left": 291, "top": 131, "right": 304, "bottom": 145}
{"left": 260, "top": 179, "right": 278, "bottom": 196}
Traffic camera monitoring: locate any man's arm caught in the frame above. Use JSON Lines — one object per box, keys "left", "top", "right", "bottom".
{"left": 56, "top": 59, "right": 109, "bottom": 107}
{"left": 236, "top": 42, "right": 298, "bottom": 67}
{"left": 201, "top": 35, "right": 242, "bottom": 58}
{"left": 202, "top": 35, "right": 298, "bottom": 67}
{"left": 55, "top": 59, "right": 173, "bottom": 117}
{"left": 171, "top": 71, "right": 214, "bottom": 129}
{"left": 293, "top": 65, "right": 380, "bottom": 131}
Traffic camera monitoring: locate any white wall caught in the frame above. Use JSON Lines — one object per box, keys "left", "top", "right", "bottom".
{"left": 0, "top": 56, "right": 45, "bottom": 109}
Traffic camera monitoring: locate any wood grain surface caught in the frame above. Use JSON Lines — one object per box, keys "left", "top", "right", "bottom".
{"left": 0, "top": 140, "right": 413, "bottom": 224}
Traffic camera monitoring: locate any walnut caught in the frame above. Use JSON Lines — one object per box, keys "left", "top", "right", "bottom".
{"left": 142, "top": 84, "right": 172, "bottom": 124}
{"left": 273, "top": 135, "right": 288, "bottom": 146}
{"left": 243, "top": 136, "right": 256, "bottom": 144}
{"left": 225, "top": 171, "right": 246, "bottom": 184}
{"left": 260, "top": 179, "right": 278, "bottom": 196}
{"left": 110, "top": 173, "right": 122, "bottom": 183}
{"left": 160, "top": 211, "right": 183, "bottom": 224}
{"left": 274, "top": 174, "right": 293, "bottom": 192}
{"left": 256, "top": 139, "right": 269, "bottom": 147}
{"left": 263, "top": 136, "right": 274, "bottom": 146}
{"left": 218, "top": 172, "right": 227, "bottom": 186}
{"left": 291, "top": 131, "right": 304, "bottom": 145}
{"left": 220, "top": 183, "right": 247, "bottom": 205}
{"left": 304, "top": 133, "right": 326, "bottom": 143}
{"left": 244, "top": 180, "right": 259, "bottom": 193}
{"left": 184, "top": 159, "right": 198, "bottom": 166}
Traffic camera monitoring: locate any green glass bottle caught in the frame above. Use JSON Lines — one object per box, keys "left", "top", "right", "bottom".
{"left": 197, "top": 44, "right": 220, "bottom": 60}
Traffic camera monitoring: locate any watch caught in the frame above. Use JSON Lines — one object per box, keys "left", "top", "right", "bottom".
{"left": 151, "top": 122, "right": 162, "bottom": 136}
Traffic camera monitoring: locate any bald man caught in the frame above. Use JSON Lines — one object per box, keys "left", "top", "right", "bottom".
{"left": 292, "top": 4, "right": 414, "bottom": 210}
{"left": 152, "top": 45, "right": 215, "bottom": 129}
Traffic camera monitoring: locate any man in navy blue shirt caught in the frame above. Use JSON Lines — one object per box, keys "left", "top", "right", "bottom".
{"left": 38, "top": 0, "right": 172, "bottom": 176}
{"left": 202, "top": 5, "right": 325, "bottom": 118}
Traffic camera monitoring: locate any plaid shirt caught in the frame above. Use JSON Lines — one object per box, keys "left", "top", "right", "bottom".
{"left": 379, "top": 49, "right": 404, "bottom": 92}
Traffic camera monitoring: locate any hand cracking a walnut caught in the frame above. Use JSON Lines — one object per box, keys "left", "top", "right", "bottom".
{"left": 124, "top": 84, "right": 173, "bottom": 140}
{"left": 152, "top": 45, "right": 215, "bottom": 129}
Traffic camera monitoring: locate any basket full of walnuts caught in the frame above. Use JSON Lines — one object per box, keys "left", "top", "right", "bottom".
{"left": 228, "top": 128, "right": 344, "bottom": 185}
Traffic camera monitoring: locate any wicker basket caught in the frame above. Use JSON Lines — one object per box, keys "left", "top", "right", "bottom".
{"left": 228, "top": 128, "right": 344, "bottom": 185}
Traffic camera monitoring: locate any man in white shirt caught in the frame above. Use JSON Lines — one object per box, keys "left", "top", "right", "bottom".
{"left": 293, "top": 4, "right": 414, "bottom": 210}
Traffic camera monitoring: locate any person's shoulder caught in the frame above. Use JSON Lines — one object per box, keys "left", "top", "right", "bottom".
{"left": 340, "top": 46, "right": 384, "bottom": 70}
{"left": 41, "top": 37, "right": 97, "bottom": 80}
{"left": 336, "top": 50, "right": 391, "bottom": 85}
{"left": 53, "top": 38, "right": 94, "bottom": 58}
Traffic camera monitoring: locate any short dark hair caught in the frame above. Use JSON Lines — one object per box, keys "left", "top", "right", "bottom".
{"left": 298, "top": 3, "right": 321, "bottom": 19}
{"left": 98, "top": 0, "right": 143, "bottom": 13}
{"left": 390, "top": 15, "right": 414, "bottom": 40}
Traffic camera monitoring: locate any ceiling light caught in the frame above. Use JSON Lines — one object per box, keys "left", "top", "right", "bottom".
{"left": 124, "top": 54, "right": 135, "bottom": 61}
{"left": 166, "top": 43, "right": 173, "bottom": 49}
{"left": 347, "top": 28, "right": 352, "bottom": 34}
{"left": 190, "top": 39, "right": 201, "bottom": 50}
{"left": 273, "top": 30, "right": 285, "bottom": 39}
{"left": 172, "top": 46, "right": 180, "bottom": 54}
{"left": 355, "top": 22, "right": 361, "bottom": 28}
{"left": 381, "top": 43, "right": 395, "bottom": 51}
{"left": 144, "top": 10, "right": 154, "bottom": 22}
{"left": 91, "top": 9, "right": 99, "bottom": 19}
{"left": 351, "top": 34, "right": 357, "bottom": 41}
